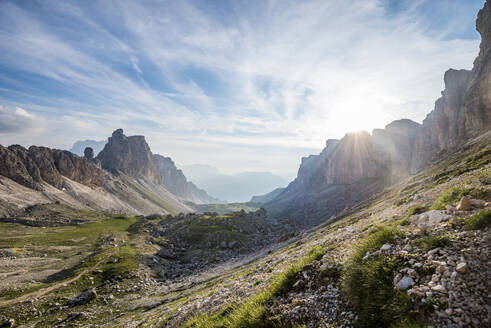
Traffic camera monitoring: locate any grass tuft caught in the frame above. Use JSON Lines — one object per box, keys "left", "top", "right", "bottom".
{"left": 431, "top": 185, "right": 472, "bottom": 210}
{"left": 185, "top": 245, "right": 325, "bottom": 328}
{"left": 415, "top": 235, "right": 450, "bottom": 252}
{"left": 465, "top": 209, "right": 491, "bottom": 230}
{"left": 342, "top": 227, "right": 417, "bottom": 327}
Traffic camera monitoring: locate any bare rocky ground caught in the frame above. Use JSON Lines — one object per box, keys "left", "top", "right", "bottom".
{"left": 0, "top": 136, "right": 489, "bottom": 327}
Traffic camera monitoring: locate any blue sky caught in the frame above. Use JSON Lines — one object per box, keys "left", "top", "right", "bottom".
{"left": 0, "top": 0, "right": 485, "bottom": 179}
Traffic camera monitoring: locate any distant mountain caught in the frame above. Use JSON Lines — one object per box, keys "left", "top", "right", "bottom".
{"left": 181, "top": 164, "right": 288, "bottom": 202}
{"left": 153, "top": 155, "right": 220, "bottom": 204}
{"left": 69, "top": 140, "right": 106, "bottom": 157}
{"left": 250, "top": 187, "right": 285, "bottom": 204}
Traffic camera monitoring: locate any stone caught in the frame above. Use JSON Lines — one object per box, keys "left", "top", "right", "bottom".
{"left": 432, "top": 285, "right": 447, "bottom": 293}
{"left": 456, "top": 196, "right": 471, "bottom": 211}
{"left": 380, "top": 244, "right": 392, "bottom": 252}
{"left": 157, "top": 248, "right": 176, "bottom": 259}
{"left": 396, "top": 276, "right": 415, "bottom": 290}
{"left": 456, "top": 262, "right": 468, "bottom": 273}
{"left": 69, "top": 287, "right": 97, "bottom": 306}
{"left": 0, "top": 319, "right": 15, "bottom": 328}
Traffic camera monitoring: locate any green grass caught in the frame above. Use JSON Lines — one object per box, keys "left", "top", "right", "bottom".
{"left": 465, "top": 209, "right": 491, "bottom": 230}
{"left": 405, "top": 205, "right": 427, "bottom": 218}
{"left": 0, "top": 216, "right": 137, "bottom": 248}
{"left": 341, "top": 227, "right": 418, "bottom": 327}
{"left": 185, "top": 245, "right": 325, "bottom": 328}
{"left": 415, "top": 235, "right": 450, "bottom": 252}
{"left": 431, "top": 185, "right": 473, "bottom": 210}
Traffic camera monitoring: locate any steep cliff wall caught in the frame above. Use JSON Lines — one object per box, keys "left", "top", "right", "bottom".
{"left": 96, "top": 129, "right": 162, "bottom": 185}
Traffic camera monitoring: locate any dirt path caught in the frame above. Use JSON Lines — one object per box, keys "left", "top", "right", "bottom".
{"left": 0, "top": 253, "right": 110, "bottom": 307}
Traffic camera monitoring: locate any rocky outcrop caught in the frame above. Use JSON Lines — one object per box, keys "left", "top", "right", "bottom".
{"left": 153, "top": 154, "right": 218, "bottom": 204}
{"left": 0, "top": 144, "right": 107, "bottom": 190}
{"left": 411, "top": 1, "right": 491, "bottom": 170}
{"left": 96, "top": 129, "right": 162, "bottom": 184}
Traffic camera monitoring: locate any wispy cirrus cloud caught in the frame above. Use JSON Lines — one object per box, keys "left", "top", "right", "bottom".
{"left": 0, "top": 0, "right": 484, "bottom": 178}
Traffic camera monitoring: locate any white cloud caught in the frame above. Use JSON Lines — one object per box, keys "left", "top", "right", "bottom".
{"left": 0, "top": 0, "right": 482, "bottom": 176}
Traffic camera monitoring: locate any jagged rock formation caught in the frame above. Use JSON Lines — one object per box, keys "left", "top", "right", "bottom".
{"left": 0, "top": 131, "right": 193, "bottom": 217}
{"left": 0, "top": 144, "right": 107, "bottom": 191}
{"left": 266, "top": 3, "right": 491, "bottom": 222}
{"left": 411, "top": 1, "right": 491, "bottom": 169}
{"left": 153, "top": 154, "right": 219, "bottom": 204}
{"left": 96, "top": 129, "right": 163, "bottom": 184}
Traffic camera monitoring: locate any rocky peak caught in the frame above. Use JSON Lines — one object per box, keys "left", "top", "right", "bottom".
{"left": 96, "top": 129, "right": 163, "bottom": 185}
{"left": 84, "top": 147, "right": 94, "bottom": 160}
{"left": 384, "top": 119, "right": 422, "bottom": 138}
{"left": 0, "top": 144, "right": 107, "bottom": 190}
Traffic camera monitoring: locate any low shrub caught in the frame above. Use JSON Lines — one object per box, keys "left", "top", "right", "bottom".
{"left": 405, "top": 205, "right": 427, "bottom": 218}
{"left": 342, "top": 227, "right": 417, "bottom": 327}
{"left": 431, "top": 185, "right": 472, "bottom": 210}
{"left": 465, "top": 209, "right": 491, "bottom": 230}
{"left": 415, "top": 235, "right": 450, "bottom": 252}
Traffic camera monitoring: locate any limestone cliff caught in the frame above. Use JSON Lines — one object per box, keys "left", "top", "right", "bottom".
{"left": 0, "top": 144, "right": 107, "bottom": 190}
{"left": 96, "top": 129, "right": 163, "bottom": 184}
{"left": 153, "top": 154, "right": 219, "bottom": 204}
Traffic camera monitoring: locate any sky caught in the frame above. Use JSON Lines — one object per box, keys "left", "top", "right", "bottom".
{"left": 0, "top": 0, "right": 485, "bottom": 180}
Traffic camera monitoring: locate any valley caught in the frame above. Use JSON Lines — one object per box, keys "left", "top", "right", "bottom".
{"left": 0, "top": 0, "right": 490, "bottom": 327}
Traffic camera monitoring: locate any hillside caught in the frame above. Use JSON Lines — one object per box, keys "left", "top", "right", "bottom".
{"left": 0, "top": 129, "right": 192, "bottom": 216}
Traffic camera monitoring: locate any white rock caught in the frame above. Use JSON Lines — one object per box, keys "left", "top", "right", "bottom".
{"left": 380, "top": 244, "right": 392, "bottom": 252}
{"left": 432, "top": 285, "right": 447, "bottom": 293}
{"left": 456, "top": 262, "right": 467, "bottom": 273}
{"left": 396, "top": 276, "right": 414, "bottom": 290}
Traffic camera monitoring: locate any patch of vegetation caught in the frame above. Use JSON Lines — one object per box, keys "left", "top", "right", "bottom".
{"left": 101, "top": 246, "right": 137, "bottom": 280}
{"left": 469, "top": 187, "right": 491, "bottom": 200}
{"left": 477, "top": 169, "right": 491, "bottom": 185}
{"left": 342, "top": 227, "right": 418, "bottom": 327}
{"left": 185, "top": 245, "right": 325, "bottom": 328}
{"left": 405, "top": 205, "right": 427, "bottom": 218}
{"left": 415, "top": 235, "right": 450, "bottom": 252}
{"left": 431, "top": 185, "right": 473, "bottom": 210}
{"left": 465, "top": 209, "right": 491, "bottom": 230}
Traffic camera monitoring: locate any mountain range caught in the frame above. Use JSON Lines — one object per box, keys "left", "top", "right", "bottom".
{"left": 181, "top": 164, "right": 288, "bottom": 202}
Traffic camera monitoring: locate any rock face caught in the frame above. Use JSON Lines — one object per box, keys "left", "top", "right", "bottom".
{"left": 266, "top": 120, "right": 421, "bottom": 223}
{"left": 0, "top": 144, "right": 107, "bottom": 190}
{"left": 96, "top": 129, "right": 162, "bottom": 184}
{"left": 411, "top": 1, "right": 491, "bottom": 169}
{"left": 153, "top": 154, "right": 218, "bottom": 204}
{"left": 267, "top": 2, "right": 491, "bottom": 222}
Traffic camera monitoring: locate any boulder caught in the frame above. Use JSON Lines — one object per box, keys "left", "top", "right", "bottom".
{"left": 69, "top": 287, "right": 97, "bottom": 306}
{"left": 456, "top": 196, "right": 471, "bottom": 211}
{"left": 396, "top": 276, "right": 415, "bottom": 290}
